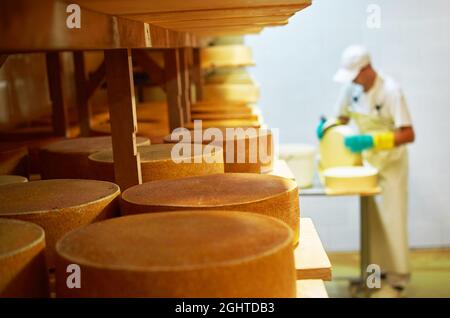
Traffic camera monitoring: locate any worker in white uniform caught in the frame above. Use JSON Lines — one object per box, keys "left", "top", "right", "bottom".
{"left": 318, "top": 45, "right": 416, "bottom": 297}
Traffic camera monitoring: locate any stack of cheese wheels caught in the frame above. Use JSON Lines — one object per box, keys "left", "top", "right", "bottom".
{"left": 0, "top": 179, "right": 120, "bottom": 267}
{"left": 164, "top": 127, "right": 273, "bottom": 173}
{"left": 39, "top": 136, "right": 150, "bottom": 179}
{"left": 0, "top": 143, "right": 28, "bottom": 176}
{"left": 0, "top": 219, "right": 49, "bottom": 297}
{"left": 0, "top": 175, "right": 28, "bottom": 186}
{"left": 121, "top": 173, "right": 299, "bottom": 245}
{"left": 323, "top": 166, "right": 379, "bottom": 193}
{"left": 203, "top": 84, "right": 260, "bottom": 104}
{"left": 88, "top": 144, "right": 224, "bottom": 183}
{"left": 55, "top": 211, "right": 296, "bottom": 298}
{"left": 200, "top": 45, "right": 255, "bottom": 69}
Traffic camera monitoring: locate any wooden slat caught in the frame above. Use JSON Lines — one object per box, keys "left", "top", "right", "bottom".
{"left": 0, "top": 0, "right": 197, "bottom": 52}
{"left": 45, "top": 52, "right": 69, "bottom": 137}
{"left": 73, "top": 51, "right": 91, "bottom": 136}
{"left": 104, "top": 49, "right": 142, "bottom": 190}
{"left": 296, "top": 280, "right": 329, "bottom": 298}
{"left": 74, "top": 0, "right": 312, "bottom": 15}
{"left": 192, "top": 48, "right": 203, "bottom": 101}
{"left": 164, "top": 49, "right": 184, "bottom": 130}
{"left": 295, "top": 218, "right": 332, "bottom": 281}
{"left": 179, "top": 48, "right": 191, "bottom": 124}
{"left": 124, "top": 5, "right": 304, "bottom": 23}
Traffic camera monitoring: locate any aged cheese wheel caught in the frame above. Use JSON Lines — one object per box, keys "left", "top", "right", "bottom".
{"left": 88, "top": 144, "right": 224, "bottom": 183}
{"left": 39, "top": 136, "right": 150, "bottom": 179}
{"left": 191, "top": 112, "right": 259, "bottom": 121}
{"left": 0, "top": 175, "right": 28, "bottom": 186}
{"left": 201, "top": 45, "right": 255, "bottom": 69}
{"left": 0, "top": 179, "right": 120, "bottom": 267}
{"left": 56, "top": 211, "right": 296, "bottom": 298}
{"left": 121, "top": 173, "right": 299, "bottom": 244}
{"left": 323, "top": 166, "right": 379, "bottom": 193}
{"left": 0, "top": 219, "right": 49, "bottom": 297}
{"left": 0, "top": 143, "right": 29, "bottom": 176}
{"left": 203, "top": 84, "right": 260, "bottom": 103}
{"left": 164, "top": 127, "right": 272, "bottom": 173}
{"left": 205, "top": 69, "right": 255, "bottom": 85}
{"left": 184, "top": 119, "right": 261, "bottom": 130}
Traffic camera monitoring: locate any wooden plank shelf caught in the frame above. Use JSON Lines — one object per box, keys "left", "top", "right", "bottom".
{"left": 295, "top": 218, "right": 332, "bottom": 281}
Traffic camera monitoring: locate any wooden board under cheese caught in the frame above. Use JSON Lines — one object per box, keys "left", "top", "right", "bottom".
{"left": 39, "top": 136, "right": 150, "bottom": 179}
{"left": 0, "top": 179, "right": 120, "bottom": 267}
{"left": 55, "top": 211, "right": 296, "bottom": 298}
{"left": 0, "top": 219, "right": 49, "bottom": 297}
{"left": 88, "top": 144, "right": 224, "bottom": 183}
{"left": 121, "top": 173, "right": 300, "bottom": 245}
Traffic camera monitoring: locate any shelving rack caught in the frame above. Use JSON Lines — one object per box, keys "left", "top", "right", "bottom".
{"left": 1, "top": 0, "right": 331, "bottom": 298}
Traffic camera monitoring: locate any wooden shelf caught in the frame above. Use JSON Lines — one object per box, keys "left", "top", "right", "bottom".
{"left": 296, "top": 280, "right": 329, "bottom": 298}
{"left": 295, "top": 218, "right": 332, "bottom": 281}
{"left": 268, "top": 159, "right": 296, "bottom": 180}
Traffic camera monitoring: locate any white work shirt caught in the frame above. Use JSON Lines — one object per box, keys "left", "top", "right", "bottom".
{"left": 335, "top": 73, "right": 413, "bottom": 129}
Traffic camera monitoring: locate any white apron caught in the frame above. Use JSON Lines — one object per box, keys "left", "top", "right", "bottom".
{"left": 349, "top": 102, "right": 410, "bottom": 285}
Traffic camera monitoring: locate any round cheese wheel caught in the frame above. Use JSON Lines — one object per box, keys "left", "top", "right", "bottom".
{"left": 324, "top": 166, "right": 379, "bottom": 193}
{"left": 319, "top": 125, "right": 362, "bottom": 170}
{"left": 0, "top": 179, "right": 120, "bottom": 267}
{"left": 0, "top": 175, "right": 28, "bottom": 186}
{"left": 88, "top": 144, "right": 224, "bottom": 183}
{"left": 55, "top": 211, "right": 296, "bottom": 298}
{"left": 201, "top": 45, "right": 255, "bottom": 69}
{"left": 121, "top": 173, "right": 299, "bottom": 245}
{"left": 203, "top": 84, "right": 260, "bottom": 103}
{"left": 0, "top": 143, "right": 28, "bottom": 176}
{"left": 0, "top": 219, "right": 49, "bottom": 297}
{"left": 164, "top": 127, "right": 273, "bottom": 173}
{"left": 39, "top": 136, "right": 150, "bottom": 179}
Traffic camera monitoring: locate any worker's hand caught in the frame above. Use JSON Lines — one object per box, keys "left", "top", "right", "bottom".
{"left": 316, "top": 117, "right": 327, "bottom": 140}
{"left": 345, "top": 132, "right": 395, "bottom": 153}
{"left": 344, "top": 135, "right": 374, "bottom": 153}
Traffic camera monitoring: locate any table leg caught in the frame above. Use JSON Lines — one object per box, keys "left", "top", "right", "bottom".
{"left": 360, "top": 195, "right": 371, "bottom": 293}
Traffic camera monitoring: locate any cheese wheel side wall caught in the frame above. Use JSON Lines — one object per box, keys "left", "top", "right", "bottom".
{"left": 55, "top": 237, "right": 296, "bottom": 298}
{"left": 0, "top": 234, "right": 49, "bottom": 297}
{"left": 88, "top": 158, "right": 225, "bottom": 183}
{"left": 39, "top": 150, "right": 91, "bottom": 179}
{"left": 121, "top": 187, "right": 300, "bottom": 245}
{"left": 0, "top": 195, "right": 120, "bottom": 268}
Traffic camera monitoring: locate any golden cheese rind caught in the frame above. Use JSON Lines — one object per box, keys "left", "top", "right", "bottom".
{"left": 55, "top": 211, "right": 296, "bottom": 298}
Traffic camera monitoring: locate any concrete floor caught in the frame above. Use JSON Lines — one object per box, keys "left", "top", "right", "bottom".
{"left": 325, "top": 248, "right": 450, "bottom": 298}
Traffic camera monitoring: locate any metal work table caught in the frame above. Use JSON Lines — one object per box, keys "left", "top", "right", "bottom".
{"left": 300, "top": 175, "right": 381, "bottom": 292}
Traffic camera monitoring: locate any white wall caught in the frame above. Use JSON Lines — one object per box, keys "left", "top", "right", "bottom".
{"left": 246, "top": 0, "right": 450, "bottom": 251}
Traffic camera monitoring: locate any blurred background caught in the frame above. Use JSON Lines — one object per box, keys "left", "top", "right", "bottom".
{"left": 246, "top": 0, "right": 450, "bottom": 296}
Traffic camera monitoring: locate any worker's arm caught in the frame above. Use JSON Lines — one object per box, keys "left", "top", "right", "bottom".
{"left": 394, "top": 126, "right": 415, "bottom": 146}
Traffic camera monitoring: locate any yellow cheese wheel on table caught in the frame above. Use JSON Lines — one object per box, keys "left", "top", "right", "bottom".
{"left": 88, "top": 144, "right": 224, "bottom": 183}
{"left": 56, "top": 211, "right": 296, "bottom": 298}
{"left": 0, "top": 179, "right": 120, "bottom": 267}
{"left": 121, "top": 173, "right": 300, "bottom": 245}
{"left": 39, "top": 136, "right": 150, "bottom": 179}
{"left": 0, "top": 219, "right": 49, "bottom": 297}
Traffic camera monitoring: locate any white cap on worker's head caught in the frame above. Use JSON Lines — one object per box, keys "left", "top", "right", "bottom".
{"left": 333, "top": 45, "right": 371, "bottom": 83}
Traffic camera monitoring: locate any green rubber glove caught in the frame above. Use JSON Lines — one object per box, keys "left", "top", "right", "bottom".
{"left": 316, "top": 117, "right": 327, "bottom": 140}
{"left": 344, "top": 135, "right": 374, "bottom": 153}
